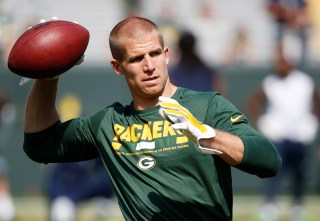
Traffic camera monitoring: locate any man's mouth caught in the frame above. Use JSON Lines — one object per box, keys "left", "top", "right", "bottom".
{"left": 143, "top": 76, "right": 158, "bottom": 82}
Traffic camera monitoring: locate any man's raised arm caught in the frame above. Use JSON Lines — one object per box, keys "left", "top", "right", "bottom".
{"left": 24, "top": 79, "right": 60, "bottom": 133}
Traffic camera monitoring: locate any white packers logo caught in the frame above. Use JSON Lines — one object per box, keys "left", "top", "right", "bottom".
{"left": 137, "top": 156, "right": 156, "bottom": 170}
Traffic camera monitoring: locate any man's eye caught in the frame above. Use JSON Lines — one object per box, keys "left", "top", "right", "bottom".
{"left": 130, "top": 56, "right": 143, "bottom": 63}
{"left": 150, "top": 51, "right": 161, "bottom": 57}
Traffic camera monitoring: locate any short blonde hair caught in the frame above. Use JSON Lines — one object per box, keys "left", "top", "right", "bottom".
{"left": 109, "top": 17, "right": 164, "bottom": 61}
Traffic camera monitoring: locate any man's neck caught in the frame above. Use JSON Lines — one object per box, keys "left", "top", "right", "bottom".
{"left": 133, "top": 84, "right": 177, "bottom": 111}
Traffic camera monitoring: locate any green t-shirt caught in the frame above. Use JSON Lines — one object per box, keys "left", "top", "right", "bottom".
{"left": 24, "top": 87, "right": 281, "bottom": 221}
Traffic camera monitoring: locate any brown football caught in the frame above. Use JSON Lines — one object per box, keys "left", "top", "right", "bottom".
{"left": 7, "top": 20, "right": 90, "bottom": 79}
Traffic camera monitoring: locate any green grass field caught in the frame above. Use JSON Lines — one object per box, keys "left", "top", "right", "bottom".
{"left": 233, "top": 194, "right": 320, "bottom": 221}
{"left": 11, "top": 194, "right": 320, "bottom": 221}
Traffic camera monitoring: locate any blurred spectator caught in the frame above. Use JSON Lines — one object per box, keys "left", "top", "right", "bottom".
{"left": 44, "top": 94, "right": 115, "bottom": 221}
{"left": 169, "top": 30, "right": 227, "bottom": 96}
{"left": 0, "top": 21, "right": 16, "bottom": 65}
{"left": 306, "top": 0, "right": 320, "bottom": 63}
{"left": 45, "top": 159, "right": 114, "bottom": 221}
{"left": 246, "top": 48, "right": 320, "bottom": 221}
{"left": 223, "top": 25, "right": 257, "bottom": 66}
{"left": 266, "top": 0, "right": 310, "bottom": 67}
{"left": 0, "top": 91, "right": 16, "bottom": 221}
{"left": 123, "top": 0, "right": 142, "bottom": 16}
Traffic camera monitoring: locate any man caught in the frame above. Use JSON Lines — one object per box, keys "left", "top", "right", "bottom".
{"left": 246, "top": 49, "right": 319, "bottom": 221}
{"left": 23, "top": 17, "right": 281, "bottom": 220}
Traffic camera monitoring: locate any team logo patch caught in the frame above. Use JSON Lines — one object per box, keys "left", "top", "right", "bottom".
{"left": 137, "top": 156, "right": 156, "bottom": 170}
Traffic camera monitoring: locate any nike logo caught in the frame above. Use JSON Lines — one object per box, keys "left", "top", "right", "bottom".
{"left": 230, "top": 114, "right": 243, "bottom": 123}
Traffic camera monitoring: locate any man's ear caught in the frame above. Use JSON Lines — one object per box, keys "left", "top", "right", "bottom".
{"left": 110, "top": 59, "right": 123, "bottom": 75}
{"left": 164, "top": 47, "right": 170, "bottom": 65}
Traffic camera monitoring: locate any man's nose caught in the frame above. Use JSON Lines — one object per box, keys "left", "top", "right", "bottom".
{"left": 143, "top": 56, "right": 155, "bottom": 72}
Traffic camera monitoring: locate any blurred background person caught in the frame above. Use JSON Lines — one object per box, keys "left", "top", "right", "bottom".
{"left": 169, "top": 30, "right": 227, "bottom": 97}
{"left": 266, "top": 0, "right": 310, "bottom": 67}
{"left": 123, "top": 0, "right": 142, "bottom": 16}
{"left": 45, "top": 159, "right": 115, "bottom": 221}
{"left": 223, "top": 25, "right": 258, "bottom": 67}
{"left": 0, "top": 91, "right": 16, "bottom": 221}
{"left": 246, "top": 48, "right": 320, "bottom": 221}
{"left": 44, "top": 94, "right": 115, "bottom": 221}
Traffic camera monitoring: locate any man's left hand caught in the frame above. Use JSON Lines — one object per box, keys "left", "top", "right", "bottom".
{"left": 159, "top": 96, "right": 222, "bottom": 154}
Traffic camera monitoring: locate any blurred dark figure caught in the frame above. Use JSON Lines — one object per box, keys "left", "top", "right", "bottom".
{"left": 169, "top": 30, "right": 227, "bottom": 96}
{"left": 45, "top": 159, "right": 115, "bottom": 221}
{"left": 223, "top": 25, "right": 257, "bottom": 66}
{"left": 266, "top": 0, "right": 310, "bottom": 67}
{"left": 43, "top": 94, "right": 115, "bottom": 221}
{"left": 0, "top": 91, "right": 16, "bottom": 221}
{"left": 123, "top": 0, "right": 142, "bottom": 16}
{"left": 246, "top": 49, "right": 320, "bottom": 221}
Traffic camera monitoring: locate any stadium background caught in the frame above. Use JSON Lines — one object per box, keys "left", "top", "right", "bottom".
{"left": 1, "top": 0, "right": 320, "bottom": 220}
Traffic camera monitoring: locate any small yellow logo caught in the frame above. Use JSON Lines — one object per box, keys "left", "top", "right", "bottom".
{"left": 230, "top": 114, "right": 243, "bottom": 123}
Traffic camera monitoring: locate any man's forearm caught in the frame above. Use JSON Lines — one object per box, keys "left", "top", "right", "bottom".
{"left": 199, "top": 129, "right": 244, "bottom": 165}
{"left": 25, "top": 79, "right": 60, "bottom": 133}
